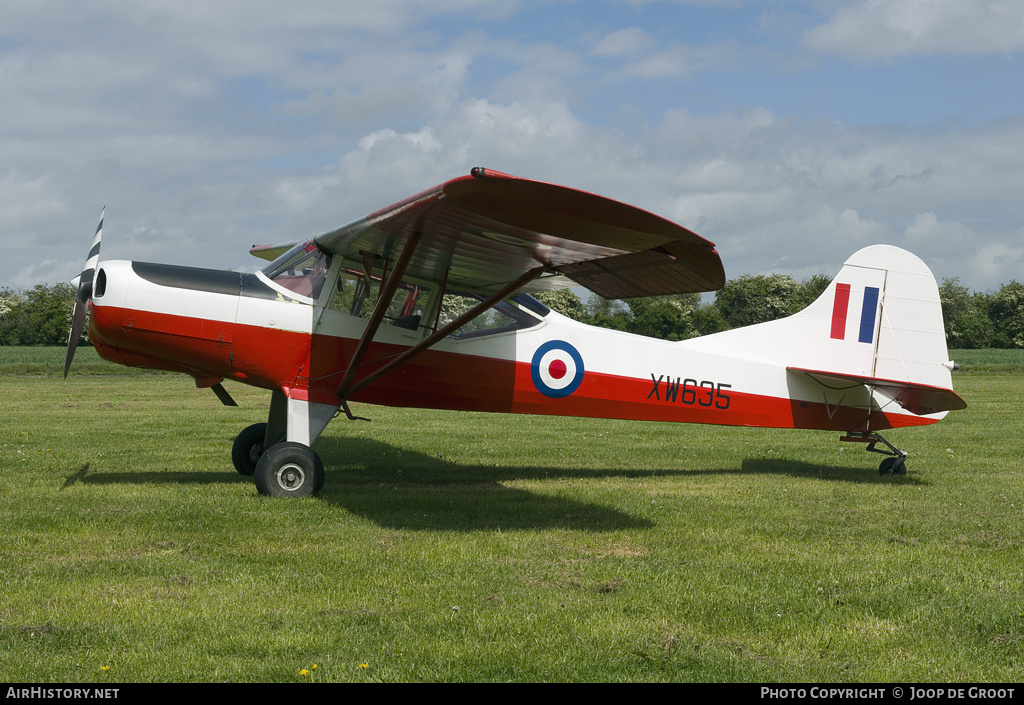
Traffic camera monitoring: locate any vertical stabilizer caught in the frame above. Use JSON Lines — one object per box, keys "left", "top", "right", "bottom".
{"left": 782, "top": 245, "right": 965, "bottom": 420}
{"left": 863, "top": 247, "right": 952, "bottom": 389}
{"left": 681, "top": 244, "right": 964, "bottom": 423}
{"left": 808, "top": 245, "right": 953, "bottom": 391}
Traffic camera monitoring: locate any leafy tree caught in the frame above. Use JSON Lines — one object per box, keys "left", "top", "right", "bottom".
{"left": 689, "top": 302, "right": 728, "bottom": 337}
{"left": 583, "top": 295, "right": 630, "bottom": 332}
{"left": 625, "top": 294, "right": 702, "bottom": 341}
{"left": 987, "top": 281, "right": 1024, "bottom": 349}
{"left": 536, "top": 289, "right": 719, "bottom": 341}
{"left": 28, "top": 283, "right": 76, "bottom": 345}
{"left": 714, "top": 274, "right": 804, "bottom": 328}
{"left": 0, "top": 283, "right": 77, "bottom": 345}
{"left": 799, "top": 274, "right": 832, "bottom": 309}
{"left": 0, "top": 288, "right": 23, "bottom": 344}
{"left": 532, "top": 289, "right": 588, "bottom": 322}
{"left": 939, "top": 277, "right": 992, "bottom": 349}
{"left": 0, "top": 288, "right": 18, "bottom": 316}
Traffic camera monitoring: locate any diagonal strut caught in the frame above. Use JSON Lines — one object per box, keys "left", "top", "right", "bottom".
{"left": 340, "top": 265, "right": 548, "bottom": 400}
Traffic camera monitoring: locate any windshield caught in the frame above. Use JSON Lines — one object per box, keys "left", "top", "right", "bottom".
{"left": 262, "top": 240, "right": 332, "bottom": 300}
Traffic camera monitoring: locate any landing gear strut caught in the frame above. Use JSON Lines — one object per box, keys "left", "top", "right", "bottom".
{"left": 232, "top": 390, "right": 334, "bottom": 498}
{"left": 841, "top": 431, "right": 909, "bottom": 475}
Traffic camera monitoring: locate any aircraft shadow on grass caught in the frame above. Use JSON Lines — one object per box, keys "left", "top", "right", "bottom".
{"left": 61, "top": 436, "right": 922, "bottom": 531}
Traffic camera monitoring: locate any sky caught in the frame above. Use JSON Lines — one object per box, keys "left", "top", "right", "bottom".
{"left": 3, "top": 0, "right": 1023, "bottom": 295}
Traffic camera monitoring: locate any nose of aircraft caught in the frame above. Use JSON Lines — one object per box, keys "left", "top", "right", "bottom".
{"left": 83, "top": 260, "right": 128, "bottom": 352}
{"left": 84, "top": 258, "right": 243, "bottom": 380}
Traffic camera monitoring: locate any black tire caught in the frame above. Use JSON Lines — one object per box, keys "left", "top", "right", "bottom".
{"left": 254, "top": 442, "right": 325, "bottom": 498}
{"left": 879, "top": 456, "right": 907, "bottom": 475}
{"left": 231, "top": 423, "right": 268, "bottom": 476}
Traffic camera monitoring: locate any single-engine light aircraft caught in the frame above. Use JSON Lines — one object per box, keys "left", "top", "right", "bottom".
{"left": 65, "top": 168, "right": 966, "bottom": 497}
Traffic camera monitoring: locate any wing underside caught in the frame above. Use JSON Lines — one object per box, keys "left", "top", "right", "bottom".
{"left": 253, "top": 168, "right": 725, "bottom": 299}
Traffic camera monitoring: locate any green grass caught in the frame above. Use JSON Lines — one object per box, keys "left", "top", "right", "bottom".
{"left": 950, "top": 349, "right": 1024, "bottom": 374}
{"left": 1, "top": 351, "right": 1023, "bottom": 682}
{"left": 0, "top": 345, "right": 165, "bottom": 376}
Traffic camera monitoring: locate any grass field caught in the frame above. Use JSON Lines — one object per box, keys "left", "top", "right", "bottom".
{"left": 1, "top": 347, "right": 1023, "bottom": 682}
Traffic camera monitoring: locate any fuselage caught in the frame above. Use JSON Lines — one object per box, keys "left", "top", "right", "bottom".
{"left": 86, "top": 250, "right": 939, "bottom": 435}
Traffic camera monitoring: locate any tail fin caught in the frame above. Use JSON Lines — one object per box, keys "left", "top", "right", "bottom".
{"left": 785, "top": 245, "right": 965, "bottom": 415}
{"left": 686, "top": 245, "right": 965, "bottom": 421}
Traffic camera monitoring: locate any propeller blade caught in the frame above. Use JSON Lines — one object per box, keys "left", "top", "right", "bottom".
{"left": 64, "top": 208, "right": 104, "bottom": 378}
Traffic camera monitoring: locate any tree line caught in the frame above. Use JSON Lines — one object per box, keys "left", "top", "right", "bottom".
{"left": 1, "top": 284, "right": 78, "bottom": 346}
{"left": 2, "top": 277, "right": 1022, "bottom": 348}
{"left": 533, "top": 275, "right": 1024, "bottom": 349}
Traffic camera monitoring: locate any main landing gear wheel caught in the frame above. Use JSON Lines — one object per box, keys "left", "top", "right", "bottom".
{"left": 231, "top": 423, "right": 268, "bottom": 476}
{"left": 254, "top": 442, "right": 325, "bottom": 498}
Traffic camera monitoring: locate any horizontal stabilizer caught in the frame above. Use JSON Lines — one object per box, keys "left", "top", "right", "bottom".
{"left": 788, "top": 367, "right": 966, "bottom": 416}
{"left": 249, "top": 241, "right": 299, "bottom": 262}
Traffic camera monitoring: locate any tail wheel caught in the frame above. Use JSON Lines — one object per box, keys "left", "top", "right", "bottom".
{"left": 231, "top": 423, "right": 268, "bottom": 476}
{"left": 879, "top": 456, "right": 907, "bottom": 475}
{"left": 843, "top": 431, "right": 909, "bottom": 476}
{"left": 254, "top": 442, "right": 325, "bottom": 498}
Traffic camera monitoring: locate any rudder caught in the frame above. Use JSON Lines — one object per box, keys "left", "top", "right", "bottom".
{"left": 808, "top": 245, "right": 954, "bottom": 391}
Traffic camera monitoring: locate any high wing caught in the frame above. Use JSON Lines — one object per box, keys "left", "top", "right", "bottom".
{"left": 251, "top": 168, "right": 725, "bottom": 299}
{"left": 788, "top": 367, "right": 967, "bottom": 416}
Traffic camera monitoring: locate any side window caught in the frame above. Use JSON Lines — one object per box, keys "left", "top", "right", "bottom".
{"left": 329, "top": 261, "right": 433, "bottom": 332}
{"left": 441, "top": 293, "right": 546, "bottom": 339}
{"left": 322, "top": 256, "right": 547, "bottom": 340}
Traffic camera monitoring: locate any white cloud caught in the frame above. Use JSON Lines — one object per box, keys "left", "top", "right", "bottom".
{"left": 603, "top": 41, "right": 741, "bottom": 81}
{"left": 0, "top": 172, "right": 68, "bottom": 229}
{"left": 592, "top": 28, "right": 657, "bottom": 57}
{"left": 807, "top": 0, "right": 1024, "bottom": 60}
{"left": 1, "top": 1, "right": 1023, "bottom": 298}
{"left": 964, "top": 240, "right": 1024, "bottom": 289}
{"left": 904, "top": 211, "right": 975, "bottom": 249}
{"left": 143, "top": 94, "right": 1024, "bottom": 292}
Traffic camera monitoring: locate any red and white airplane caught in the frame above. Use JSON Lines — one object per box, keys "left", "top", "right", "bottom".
{"left": 65, "top": 168, "right": 966, "bottom": 497}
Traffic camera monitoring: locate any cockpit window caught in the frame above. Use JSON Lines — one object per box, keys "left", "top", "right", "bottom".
{"left": 262, "top": 241, "right": 332, "bottom": 300}
{"left": 324, "top": 252, "right": 547, "bottom": 339}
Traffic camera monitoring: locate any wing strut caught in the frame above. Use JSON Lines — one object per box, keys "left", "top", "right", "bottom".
{"left": 335, "top": 231, "right": 423, "bottom": 400}
{"left": 338, "top": 264, "right": 548, "bottom": 401}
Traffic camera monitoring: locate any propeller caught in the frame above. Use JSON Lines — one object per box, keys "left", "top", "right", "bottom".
{"left": 64, "top": 207, "right": 104, "bottom": 378}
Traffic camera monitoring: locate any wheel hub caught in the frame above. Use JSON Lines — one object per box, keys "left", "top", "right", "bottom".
{"left": 275, "top": 462, "right": 306, "bottom": 491}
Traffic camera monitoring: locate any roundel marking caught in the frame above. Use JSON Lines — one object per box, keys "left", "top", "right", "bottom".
{"left": 531, "top": 340, "right": 585, "bottom": 399}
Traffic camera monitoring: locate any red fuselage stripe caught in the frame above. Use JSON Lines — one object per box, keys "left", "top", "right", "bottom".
{"left": 90, "top": 304, "right": 936, "bottom": 433}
